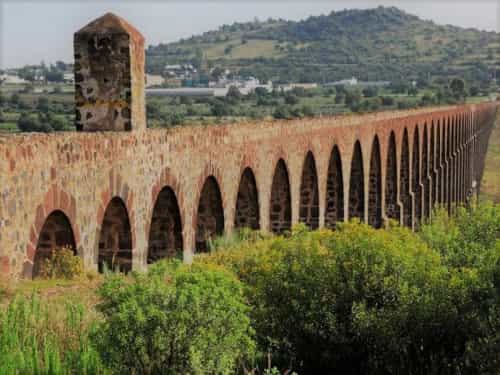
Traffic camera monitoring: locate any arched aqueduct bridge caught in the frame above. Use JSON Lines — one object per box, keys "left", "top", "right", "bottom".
{"left": 0, "top": 13, "right": 497, "bottom": 278}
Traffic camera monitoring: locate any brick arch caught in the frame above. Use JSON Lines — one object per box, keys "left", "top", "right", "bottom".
{"left": 422, "top": 124, "right": 430, "bottom": 218}
{"left": 148, "top": 186, "right": 183, "bottom": 263}
{"left": 24, "top": 185, "right": 79, "bottom": 278}
{"left": 234, "top": 166, "right": 260, "bottom": 230}
{"left": 270, "top": 158, "right": 292, "bottom": 234}
{"left": 430, "top": 121, "right": 437, "bottom": 208}
{"left": 98, "top": 196, "right": 133, "bottom": 273}
{"left": 385, "top": 131, "right": 399, "bottom": 222}
{"left": 299, "top": 151, "right": 319, "bottom": 229}
{"left": 368, "top": 135, "right": 382, "bottom": 228}
{"left": 400, "top": 128, "right": 412, "bottom": 227}
{"left": 195, "top": 175, "right": 224, "bottom": 252}
{"left": 149, "top": 168, "right": 184, "bottom": 233}
{"left": 349, "top": 140, "right": 365, "bottom": 221}
{"left": 325, "top": 144, "right": 344, "bottom": 229}
{"left": 412, "top": 124, "right": 421, "bottom": 226}
{"left": 95, "top": 169, "right": 135, "bottom": 270}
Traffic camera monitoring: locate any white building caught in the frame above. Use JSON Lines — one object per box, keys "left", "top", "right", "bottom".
{"left": 0, "top": 74, "right": 27, "bottom": 84}
{"left": 146, "top": 74, "right": 165, "bottom": 87}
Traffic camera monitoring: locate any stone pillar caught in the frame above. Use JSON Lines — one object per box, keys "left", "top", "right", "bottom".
{"left": 74, "top": 13, "right": 145, "bottom": 131}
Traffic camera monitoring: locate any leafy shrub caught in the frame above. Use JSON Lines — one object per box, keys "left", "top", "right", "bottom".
{"left": 202, "top": 211, "right": 500, "bottom": 374}
{"left": 0, "top": 296, "right": 105, "bottom": 374}
{"left": 38, "top": 247, "right": 84, "bottom": 280}
{"left": 93, "top": 261, "right": 254, "bottom": 374}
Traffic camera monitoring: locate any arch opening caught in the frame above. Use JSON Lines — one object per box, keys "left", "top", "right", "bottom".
{"left": 349, "top": 141, "right": 365, "bottom": 221}
{"left": 270, "top": 159, "right": 292, "bottom": 234}
{"left": 385, "top": 132, "right": 399, "bottom": 222}
{"left": 400, "top": 129, "right": 412, "bottom": 227}
{"left": 299, "top": 152, "right": 319, "bottom": 229}
{"left": 431, "top": 123, "right": 437, "bottom": 206}
{"left": 147, "top": 187, "right": 183, "bottom": 263}
{"left": 325, "top": 145, "right": 344, "bottom": 229}
{"left": 196, "top": 176, "right": 224, "bottom": 252}
{"left": 98, "top": 197, "right": 132, "bottom": 273}
{"left": 422, "top": 125, "right": 430, "bottom": 218}
{"left": 412, "top": 128, "right": 421, "bottom": 225}
{"left": 368, "top": 136, "right": 382, "bottom": 228}
{"left": 34, "top": 210, "right": 76, "bottom": 278}
{"left": 235, "top": 168, "right": 260, "bottom": 230}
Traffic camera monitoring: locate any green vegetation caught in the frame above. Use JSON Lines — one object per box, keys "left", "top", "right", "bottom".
{"left": 0, "top": 86, "right": 75, "bottom": 132}
{"left": 1, "top": 202, "right": 498, "bottom": 373}
{"left": 146, "top": 7, "right": 499, "bottom": 88}
{"left": 481, "top": 109, "right": 500, "bottom": 202}
{"left": 38, "top": 247, "right": 84, "bottom": 280}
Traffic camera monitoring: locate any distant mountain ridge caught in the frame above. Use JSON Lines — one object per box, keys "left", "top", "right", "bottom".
{"left": 146, "top": 6, "right": 499, "bottom": 85}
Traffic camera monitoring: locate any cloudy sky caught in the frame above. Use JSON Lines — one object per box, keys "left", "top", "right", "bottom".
{"left": 0, "top": 0, "right": 498, "bottom": 69}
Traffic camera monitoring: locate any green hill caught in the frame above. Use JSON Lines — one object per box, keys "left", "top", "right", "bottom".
{"left": 146, "top": 6, "right": 499, "bottom": 85}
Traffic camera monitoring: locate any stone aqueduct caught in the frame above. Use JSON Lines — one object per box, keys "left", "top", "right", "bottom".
{"left": 0, "top": 14, "right": 498, "bottom": 279}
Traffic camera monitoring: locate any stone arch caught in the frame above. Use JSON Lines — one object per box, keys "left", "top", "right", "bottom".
{"left": 98, "top": 197, "right": 133, "bottom": 273}
{"left": 412, "top": 126, "right": 421, "bottom": 225}
{"left": 299, "top": 151, "right": 319, "bottom": 229}
{"left": 147, "top": 186, "right": 183, "bottom": 263}
{"left": 368, "top": 136, "right": 382, "bottom": 228}
{"left": 234, "top": 167, "right": 260, "bottom": 230}
{"left": 385, "top": 131, "right": 399, "bottom": 221}
{"left": 422, "top": 125, "right": 430, "bottom": 218}
{"left": 400, "top": 128, "right": 412, "bottom": 227}
{"left": 325, "top": 145, "right": 344, "bottom": 229}
{"left": 430, "top": 122, "right": 436, "bottom": 207}
{"left": 448, "top": 116, "right": 456, "bottom": 212}
{"left": 196, "top": 176, "right": 224, "bottom": 252}
{"left": 33, "top": 210, "right": 76, "bottom": 278}
{"left": 270, "top": 159, "right": 292, "bottom": 234}
{"left": 349, "top": 141, "right": 365, "bottom": 221}
{"left": 436, "top": 121, "right": 442, "bottom": 204}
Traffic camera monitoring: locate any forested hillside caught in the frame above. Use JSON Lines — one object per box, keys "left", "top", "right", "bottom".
{"left": 146, "top": 6, "right": 499, "bottom": 85}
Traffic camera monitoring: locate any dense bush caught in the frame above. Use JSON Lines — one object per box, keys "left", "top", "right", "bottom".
{"left": 93, "top": 261, "right": 254, "bottom": 374}
{"left": 202, "top": 203, "right": 500, "bottom": 374}
{"left": 38, "top": 247, "right": 84, "bottom": 280}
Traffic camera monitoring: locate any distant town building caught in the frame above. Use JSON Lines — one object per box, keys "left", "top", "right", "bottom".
{"left": 145, "top": 74, "right": 165, "bottom": 87}
{"left": 276, "top": 83, "right": 318, "bottom": 92}
{"left": 0, "top": 74, "right": 27, "bottom": 84}
{"left": 164, "top": 64, "right": 197, "bottom": 80}
{"left": 63, "top": 72, "right": 74, "bottom": 83}
{"left": 324, "top": 77, "right": 391, "bottom": 87}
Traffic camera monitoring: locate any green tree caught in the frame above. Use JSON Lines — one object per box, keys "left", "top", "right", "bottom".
{"left": 449, "top": 78, "right": 466, "bottom": 100}
{"left": 36, "top": 96, "right": 50, "bottom": 113}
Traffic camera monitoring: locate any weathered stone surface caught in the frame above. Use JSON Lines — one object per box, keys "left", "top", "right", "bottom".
{"left": 74, "top": 13, "right": 145, "bottom": 132}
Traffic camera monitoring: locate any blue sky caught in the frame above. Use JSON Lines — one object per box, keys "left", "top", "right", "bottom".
{"left": 1, "top": 0, "right": 498, "bottom": 69}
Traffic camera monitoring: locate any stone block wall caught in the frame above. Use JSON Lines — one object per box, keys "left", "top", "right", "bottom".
{"left": 0, "top": 102, "right": 497, "bottom": 279}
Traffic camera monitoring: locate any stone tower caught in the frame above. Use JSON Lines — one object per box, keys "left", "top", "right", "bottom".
{"left": 74, "top": 13, "right": 145, "bottom": 131}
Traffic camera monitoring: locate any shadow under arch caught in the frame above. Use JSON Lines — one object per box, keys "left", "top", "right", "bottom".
{"left": 196, "top": 176, "right": 224, "bottom": 252}
{"left": 148, "top": 186, "right": 183, "bottom": 263}
{"left": 98, "top": 197, "right": 132, "bottom": 273}
{"left": 385, "top": 131, "right": 400, "bottom": 222}
{"left": 235, "top": 167, "right": 260, "bottom": 230}
{"left": 400, "top": 128, "right": 412, "bottom": 227}
{"left": 34, "top": 210, "right": 76, "bottom": 278}
{"left": 325, "top": 145, "right": 344, "bottom": 229}
{"left": 349, "top": 141, "right": 364, "bottom": 221}
{"left": 270, "top": 159, "right": 291, "bottom": 234}
{"left": 299, "top": 151, "right": 319, "bottom": 229}
{"left": 368, "top": 136, "right": 382, "bottom": 228}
